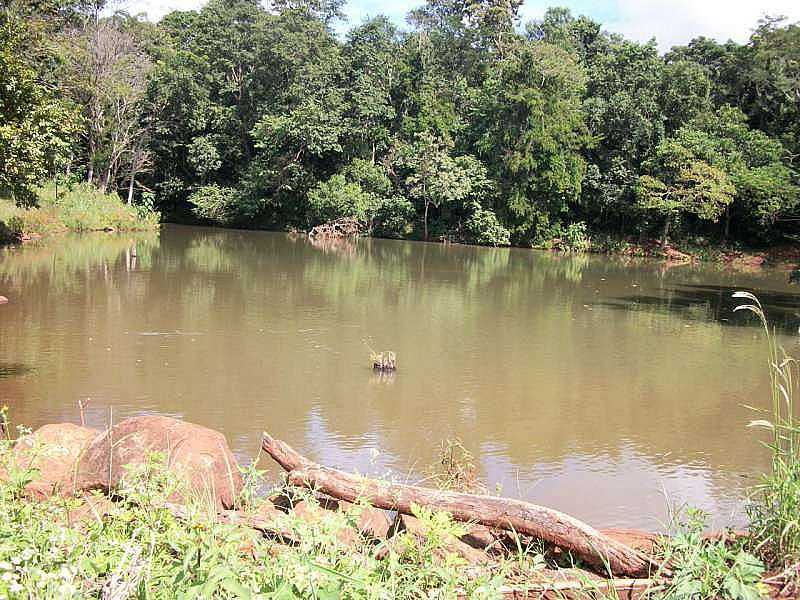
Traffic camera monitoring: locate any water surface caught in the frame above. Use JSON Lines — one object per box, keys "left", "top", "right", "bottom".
{"left": 1, "top": 225, "right": 798, "bottom": 530}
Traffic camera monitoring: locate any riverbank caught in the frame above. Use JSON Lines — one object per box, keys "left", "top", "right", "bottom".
{"left": 579, "top": 235, "right": 800, "bottom": 270}
{"left": 0, "top": 182, "right": 159, "bottom": 244}
{"left": 305, "top": 216, "right": 799, "bottom": 272}
{"left": 0, "top": 411, "right": 793, "bottom": 598}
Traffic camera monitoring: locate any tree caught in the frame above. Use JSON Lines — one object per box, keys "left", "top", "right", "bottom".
{"left": 747, "top": 17, "right": 800, "bottom": 155}
{"left": 471, "top": 41, "right": 589, "bottom": 244}
{"left": 56, "top": 14, "right": 153, "bottom": 193}
{"left": 637, "top": 140, "right": 734, "bottom": 244}
{"left": 675, "top": 106, "right": 799, "bottom": 240}
{"left": 342, "top": 17, "right": 398, "bottom": 164}
{"left": 580, "top": 38, "right": 666, "bottom": 229}
{"left": 634, "top": 104, "right": 799, "bottom": 244}
{"left": 0, "top": 13, "right": 81, "bottom": 203}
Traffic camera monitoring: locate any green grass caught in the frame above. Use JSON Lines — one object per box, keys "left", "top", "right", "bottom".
{"left": 0, "top": 181, "right": 159, "bottom": 241}
{"left": 736, "top": 292, "right": 800, "bottom": 568}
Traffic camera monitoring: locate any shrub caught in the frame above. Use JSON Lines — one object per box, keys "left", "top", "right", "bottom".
{"left": 188, "top": 185, "right": 258, "bottom": 226}
{"left": 307, "top": 161, "right": 415, "bottom": 238}
{"left": 306, "top": 174, "right": 373, "bottom": 225}
{"left": 562, "top": 221, "right": 590, "bottom": 251}
{"left": 465, "top": 203, "right": 510, "bottom": 246}
{"left": 371, "top": 194, "right": 414, "bottom": 238}
{"left": 661, "top": 507, "right": 765, "bottom": 600}
{"left": 0, "top": 181, "right": 159, "bottom": 239}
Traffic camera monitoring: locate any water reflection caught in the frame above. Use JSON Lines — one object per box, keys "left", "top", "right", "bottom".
{"left": 0, "top": 225, "right": 797, "bottom": 529}
{"left": 599, "top": 284, "right": 800, "bottom": 335}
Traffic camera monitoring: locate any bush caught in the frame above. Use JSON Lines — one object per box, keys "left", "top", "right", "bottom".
{"left": 371, "top": 194, "right": 414, "bottom": 238}
{"left": 37, "top": 182, "right": 160, "bottom": 232}
{"left": 562, "top": 221, "right": 591, "bottom": 251}
{"left": 306, "top": 174, "right": 373, "bottom": 225}
{"left": 188, "top": 185, "right": 258, "bottom": 226}
{"left": 661, "top": 508, "right": 765, "bottom": 600}
{"left": 465, "top": 203, "right": 510, "bottom": 246}
{"left": 307, "top": 161, "right": 415, "bottom": 238}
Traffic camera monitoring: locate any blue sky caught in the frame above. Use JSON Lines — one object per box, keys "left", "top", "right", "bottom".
{"left": 117, "top": 0, "right": 800, "bottom": 50}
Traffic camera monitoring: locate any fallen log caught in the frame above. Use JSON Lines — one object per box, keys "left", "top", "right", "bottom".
{"left": 261, "top": 432, "right": 659, "bottom": 578}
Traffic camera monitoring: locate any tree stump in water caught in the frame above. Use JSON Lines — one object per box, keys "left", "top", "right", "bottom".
{"left": 371, "top": 351, "right": 396, "bottom": 372}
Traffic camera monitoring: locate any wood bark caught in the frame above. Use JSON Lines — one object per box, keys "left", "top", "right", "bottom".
{"left": 261, "top": 433, "right": 659, "bottom": 578}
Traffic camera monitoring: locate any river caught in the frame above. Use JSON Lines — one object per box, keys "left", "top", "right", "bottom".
{"left": 1, "top": 225, "right": 798, "bottom": 530}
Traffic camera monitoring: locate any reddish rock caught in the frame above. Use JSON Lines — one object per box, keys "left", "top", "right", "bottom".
{"left": 253, "top": 499, "right": 286, "bottom": 521}
{"left": 460, "top": 523, "right": 498, "bottom": 550}
{"left": 338, "top": 500, "right": 391, "bottom": 539}
{"left": 599, "top": 528, "right": 661, "bottom": 556}
{"left": 74, "top": 415, "right": 242, "bottom": 509}
{"left": 65, "top": 493, "right": 114, "bottom": 529}
{"left": 291, "top": 499, "right": 360, "bottom": 546}
{"left": 12, "top": 423, "right": 99, "bottom": 499}
{"left": 391, "top": 513, "right": 491, "bottom": 565}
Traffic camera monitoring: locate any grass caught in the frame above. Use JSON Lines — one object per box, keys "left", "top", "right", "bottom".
{"left": 0, "top": 444, "right": 513, "bottom": 598}
{"left": 737, "top": 292, "right": 800, "bottom": 568}
{"left": 0, "top": 181, "right": 159, "bottom": 241}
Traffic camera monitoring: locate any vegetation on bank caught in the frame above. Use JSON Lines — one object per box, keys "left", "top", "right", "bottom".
{"left": 1, "top": 1, "right": 798, "bottom": 253}
{"left": 0, "top": 181, "right": 159, "bottom": 243}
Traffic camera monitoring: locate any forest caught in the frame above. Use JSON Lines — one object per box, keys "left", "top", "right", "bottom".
{"left": 2, "top": 0, "right": 799, "bottom": 249}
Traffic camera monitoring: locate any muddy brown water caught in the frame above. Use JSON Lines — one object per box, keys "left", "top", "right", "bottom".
{"left": 0, "top": 225, "right": 798, "bottom": 530}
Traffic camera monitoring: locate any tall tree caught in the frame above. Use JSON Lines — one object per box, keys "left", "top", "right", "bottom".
{"left": 471, "top": 40, "right": 589, "bottom": 244}
{"left": 0, "top": 11, "right": 81, "bottom": 203}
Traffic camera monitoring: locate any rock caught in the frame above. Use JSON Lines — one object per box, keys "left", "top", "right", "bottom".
{"left": 460, "top": 523, "right": 498, "bottom": 550}
{"left": 391, "top": 513, "right": 491, "bottom": 565}
{"left": 599, "top": 528, "right": 661, "bottom": 556}
{"left": 664, "top": 246, "right": 691, "bottom": 262}
{"left": 65, "top": 493, "right": 115, "bottom": 530}
{"left": 253, "top": 498, "right": 286, "bottom": 521}
{"left": 338, "top": 499, "right": 391, "bottom": 539}
{"left": 74, "top": 415, "right": 242, "bottom": 509}
{"left": 12, "top": 423, "right": 99, "bottom": 499}
{"left": 290, "top": 499, "right": 360, "bottom": 546}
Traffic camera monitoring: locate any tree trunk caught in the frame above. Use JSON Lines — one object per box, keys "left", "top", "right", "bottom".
{"left": 99, "top": 169, "right": 110, "bottom": 194}
{"left": 127, "top": 171, "right": 136, "bottom": 205}
{"left": 661, "top": 214, "right": 671, "bottom": 246}
{"left": 261, "top": 433, "right": 658, "bottom": 578}
{"left": 424, "top": 201, "right": 430, "bottom": 241}
{"left": 723, "top": 206, "right": 730, "bottom": 240}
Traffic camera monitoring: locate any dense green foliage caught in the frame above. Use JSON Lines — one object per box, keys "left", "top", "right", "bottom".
{"left": 1, "top": 0, "right": 798, "bottom": 248}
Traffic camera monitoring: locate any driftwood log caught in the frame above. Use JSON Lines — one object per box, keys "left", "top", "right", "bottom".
{"left": 261, "top": 432, "right": 659, "bottom": 578}
{"left": 308, "top": 217, "right": 362, "bottom": 240}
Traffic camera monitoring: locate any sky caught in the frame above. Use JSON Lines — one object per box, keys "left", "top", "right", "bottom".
{"left": 117, "top": 0, "right": 800, "bottom": 51}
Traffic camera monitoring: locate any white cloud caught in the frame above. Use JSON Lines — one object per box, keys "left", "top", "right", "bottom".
{"left": 116, "top": 0, "right": 800, "bottom": 51}
{"left": 114, "top": 0, "right": 205, "bottom": 20}
{"left": 606, "top": 0, "right": 800, "bottom": 50}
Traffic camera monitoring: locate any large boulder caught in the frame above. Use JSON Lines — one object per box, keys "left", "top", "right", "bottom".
{"left": 12, "top": 423, "right": 99, "bottom": 500}
{"left": 74, "top": 415, "right": 243, "bottom": 509}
